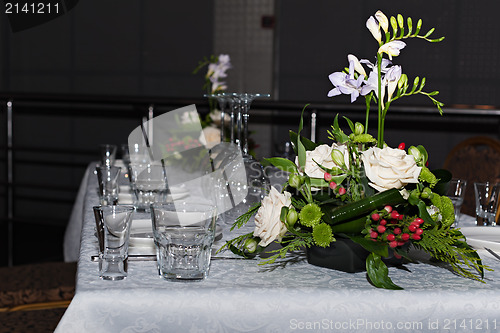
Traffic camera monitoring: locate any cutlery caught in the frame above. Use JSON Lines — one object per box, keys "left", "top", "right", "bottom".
{"left": 484, "top": 247, "right": 500, "bottom": 261}
{"left": 91, "top": 255, "right": 254, "bottom": 262}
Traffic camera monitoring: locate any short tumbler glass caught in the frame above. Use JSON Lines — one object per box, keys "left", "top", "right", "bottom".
{"left": 151, "top": 202, "right": 217, "bottom": 281}
{"left": 93, "top": 205, "right": 135, "bottom": 280}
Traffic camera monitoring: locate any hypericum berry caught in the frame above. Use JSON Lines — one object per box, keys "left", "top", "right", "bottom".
{"left": 329, "top": 181, "right": 337, "bottom": 190}
{"left": 412, "top": 234, "right": 421, "bottom": 241}
{"left": 371, "top": 213, "right": 380, "bottom": 221}
{"left": 384, "top": 205, "right": 393, "bottom": 213}
{"left": 391, "top": 211, "right": 399, "bottom": 219}
{"left": 398, "top": 214, "right": 404, "bottom": 220}
{"left": 393, "top": 227, "right": 401, "bottom": 235}
{"left": 413, "top": 218, "right": 424, "bottom": 225}
{"left": 389, "top": 241, "right": 398, "bottom": 248}
{"left": 387, "top": 234, "right": 396, "bottom": 242}
{"left": 397, "top": 241, "right": 406, "bottom": 246}
{"left": 408, "top": 224, "right": 417, "bottom": 232}
{"left": 379, "top": 219, "right": 387, "bottom": 226}
{"left": 338, "top": 187, "right": 346, "bottom": 195}
{"left": 324, "top": 172, "right": 332, "bottom": 182}
{"left": 398, "top": 142, "right": 405, "bottom": 150}
{"left": 370, "top": 231, "right": 378, "bottom": 239}
{"left": 401, "top": 233, "right": 410, "bottom": 241}
{"left": 377, "top": 225, "right": 386, "bottom": 233}
{"left": 394, "top": 253, "right": 402, "bottom": 259}
{"left": 415, "top": 228, "right": 424, "bottom": 236}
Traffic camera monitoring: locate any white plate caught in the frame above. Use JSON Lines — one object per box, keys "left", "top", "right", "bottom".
{"left": 460, "top": 226, "right": 500, "bottom": 251}
{"left": 128, "top": 220, "right": 223, "bottom": 256}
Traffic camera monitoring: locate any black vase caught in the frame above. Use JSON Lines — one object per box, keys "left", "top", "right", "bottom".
{"left": 306, "top": 238, "right": 404, "bottom": 273}
{"left": 306, "top": 238, "right": 369, "bottom": 273}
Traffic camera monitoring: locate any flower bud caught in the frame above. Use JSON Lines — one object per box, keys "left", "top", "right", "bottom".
{"left": 408, "top": 145, "right": 422, "bottom": 162}
{"left": 287, "top": 208, "right": 299, "bottom": 227}
{"left": 288, "top": 173, "right": 303, "bottom": 189}
{"left": 244, "top": 238, "right": 258, "bottom": 253}
{"left": 375, "top": 10, "right": 389, "bottom": 33}
{"left": 420, "top": 187, "right": 433, "bottom": 199}
{"left": 354, "top": 122, "right": 364, "bottom": 135}
{"left": 398, "top": 73, "right": 408, "bottom": 89}
{"left": 331, "top": 149, "right": 345, "bottom": 168}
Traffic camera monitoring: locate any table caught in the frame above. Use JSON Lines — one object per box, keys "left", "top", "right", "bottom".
{"left": 56, "top": 164, "right": 500, "bottom": 332}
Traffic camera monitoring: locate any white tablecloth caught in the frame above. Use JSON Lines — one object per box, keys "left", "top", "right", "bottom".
{"left": 57, "top": 165, "right": 500, "bottom": 333}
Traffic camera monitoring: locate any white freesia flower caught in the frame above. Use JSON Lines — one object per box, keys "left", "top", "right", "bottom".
{"left": 384, "top": 65, "right": 402, "bottom": 100}
{"left": 253, "top": 187, "right": 291, "bottom": 246}
{"left": 378, "top": 41, "right": 406, "bottom": 60}
{"left": 295, "top": 144, "right": 349, "bottom": 178}
{"left": 198, "top": 126, "right": 221, "bottom": 149}
{"left": 347, "top": 54, "right": 366, "bottom": 77}
{"left": 375, "top": 10, "right": 389, "bottom": 33}
{"left": 361, "top": 146, "right": 421, "bottom": 192}
{"left": 366, "top": 16, "right": 382, "bottom": 44}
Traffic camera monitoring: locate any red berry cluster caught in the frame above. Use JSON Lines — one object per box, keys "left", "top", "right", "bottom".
{"left": 324, "top": 172, "right": 346, "bottom": 195}
{"left": 367, "top": 205, "right": 424, "bottom": 250}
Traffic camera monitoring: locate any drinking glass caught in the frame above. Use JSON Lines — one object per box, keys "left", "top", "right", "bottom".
{"left": 230, "top": 93, "right": 271, "bottom": 213}
{"left": 128, "top": 162, "right": 168, "bottom": 212}
{"left": 151, "top": 202, "right": 217, "bottom": 281}
{"left": 204, "top": 92, "right": 233, "bottom": 142}
{"left": 93, "top": 205, "right": 135, "bottom": 280}
{"left": 96, "top": 166, "right": 121, "bottom": 205}
{"left": 100, "top": 144, "right": 117, "bottom": 167}
{"left": 474, "top": 182, "right": 500, "bottom": 226}
{"left": 446, "top": 179, "right": 467, "bottom": 227}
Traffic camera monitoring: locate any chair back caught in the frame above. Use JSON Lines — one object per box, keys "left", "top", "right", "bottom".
{"left": 443, "top": 136, "right": 500, "bottom": 217}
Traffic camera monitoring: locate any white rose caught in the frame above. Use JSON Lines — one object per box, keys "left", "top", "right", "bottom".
{"left": 253, "top": 186, "right": 291, "bottom": 247}
{"left": 199, "top": 126, "right": 221, "bottom": 149}
{"left": 361, "top": 146, "right": 422, "bottom": 192}
{"left": 294, "top": 143, "right": 349, "bottom": 178}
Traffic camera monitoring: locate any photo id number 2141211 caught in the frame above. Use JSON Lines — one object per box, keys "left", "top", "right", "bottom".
{"left": 4, "top": 2, "right": 60, "bottom": 14}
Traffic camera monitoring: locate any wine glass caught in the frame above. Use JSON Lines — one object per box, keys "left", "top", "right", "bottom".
{"left": 230, "top": 93, "right": 271, "bottom": 213}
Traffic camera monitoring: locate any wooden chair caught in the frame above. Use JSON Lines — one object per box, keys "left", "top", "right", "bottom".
{"left": 443, "top": 136, "right": 500, "bottom": 217}
{"left": 0, "top": 261, "right": 76, "bottom": 332}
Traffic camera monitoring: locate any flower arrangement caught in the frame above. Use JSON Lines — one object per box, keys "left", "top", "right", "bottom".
{"left": 193, "top": 54, "right": 232, "bottom": 148}
{"left": 221, "top": 10, "right": 489, "bottom": 290}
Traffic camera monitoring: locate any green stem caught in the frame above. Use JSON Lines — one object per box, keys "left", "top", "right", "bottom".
{"left": 377, "top": 53, "right": 383, "bottom": 148}
{"left": 364, "top": 95, "right": 371, "bottom": 134}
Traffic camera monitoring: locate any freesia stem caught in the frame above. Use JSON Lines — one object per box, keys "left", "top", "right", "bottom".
{"left": 377, "top": 53, "right": 383, "bottom": 148}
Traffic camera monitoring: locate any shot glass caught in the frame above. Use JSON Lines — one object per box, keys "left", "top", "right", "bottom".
{"left": 446, "top": 179, "right": 467, "bottom": 227}
{"left": 151, "top": 202, "right": 217, "bottom": 281}
{"left": 93, "top": 205, "right": 135, "bottom": 280}
{"left": 96, "top": 166, "right": 121, "bottom": 205}
{"left": 129, "top": 163, "right": 168, "bottom": 212}
{"left": 100, "top": 144, "right": 117, "bottom": 167}
{"left": 474, "top": 182, "right": 500, "bottom": 226}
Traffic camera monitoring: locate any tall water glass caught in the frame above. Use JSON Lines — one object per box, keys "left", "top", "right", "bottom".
{"left": 93, "top": 205, "right": 135, "bottom": 280}
{"left": 151, "top": 202, "right": 217, "bottom": 281}
{"left": 474, "top": 182, "right": 500, "bottom": 226}
{"left": 96, "top": 166, "right": 121, "bottom": 205}
{"left": 447, "top": 179, "right": 467, "bottom": 227}
{"left": 100, "top": 144, "right": 117, "bottom": 167}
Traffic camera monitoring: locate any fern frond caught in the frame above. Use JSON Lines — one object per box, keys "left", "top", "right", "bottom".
{"left": 232, "top": 203, "right": 261, "bottom": 230}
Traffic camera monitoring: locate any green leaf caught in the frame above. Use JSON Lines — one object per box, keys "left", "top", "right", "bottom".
{"left": 343, "top": 116, "right": 355, "bottom": 133}
{"left": 453, "top": 238, "right": 484, "bottom": 278}
{"left": 366, "top": 253, "right": 403, "bottom": 290}
{"left": 416, "top": 199, "right": 436, "bottom": 227}
{"left": 296, "top": 105, "right": 309, "bottom": 171}
{"left": 416, "top": 145, "right": 428, "bottom": 164}
{"left": 349, "top": 235, "right": 389, "bottom": 257}
{"left": 289, "top": 131, "right": 318, "bottom": 151}
{"left": 265, "top": 157, "right": 298, "bottom": 173}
